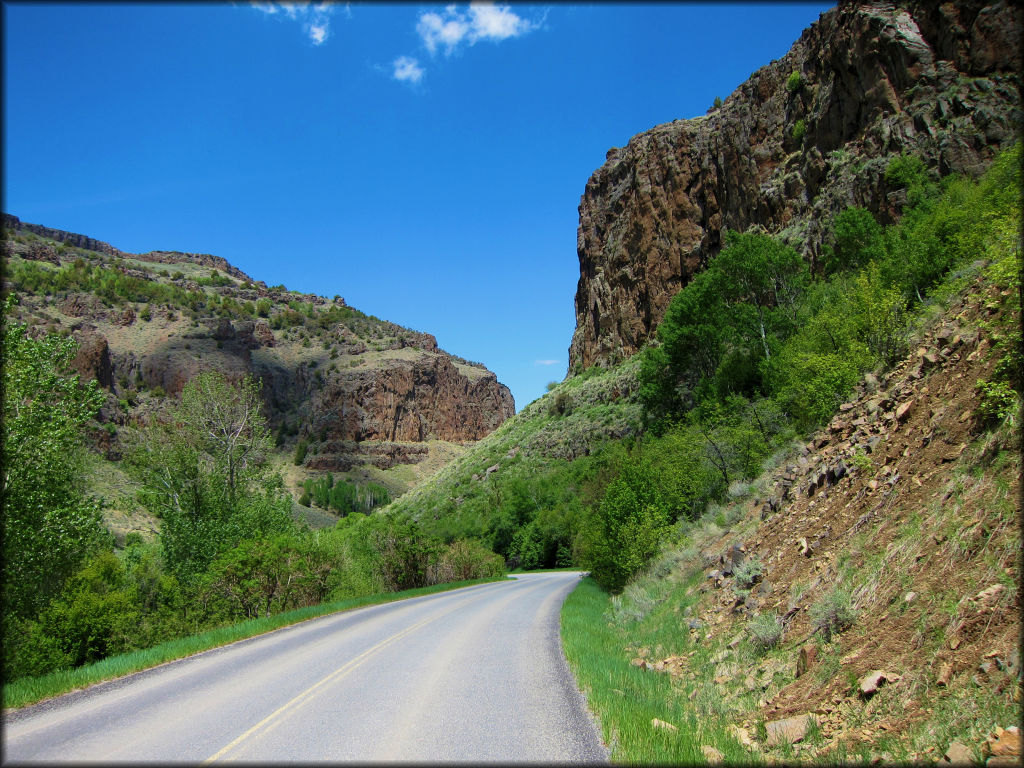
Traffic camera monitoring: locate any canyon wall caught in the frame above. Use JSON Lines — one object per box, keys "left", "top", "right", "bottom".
{"left": 569, "top": 0, "right": 1021, "bottom": 370}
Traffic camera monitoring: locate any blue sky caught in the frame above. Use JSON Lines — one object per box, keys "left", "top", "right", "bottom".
{"left": 3, "top": 2, "right": 833, "bottom": 411}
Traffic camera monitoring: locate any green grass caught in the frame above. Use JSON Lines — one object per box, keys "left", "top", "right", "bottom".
{"left": 561, "top": 576, "right": 754, "bottom": 764}
{"left": 3, "top": 576, "right": 507, "bottom": 711}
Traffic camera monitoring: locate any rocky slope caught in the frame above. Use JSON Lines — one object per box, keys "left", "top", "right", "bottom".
{"left": 624, "top": 266, "right": 1020, "bottom": 762}
{"left": 569, "top": 0, "right": 1021, "bottom": 370}
{"left": 2, "top": 215, "right": 514, "bottom": 490}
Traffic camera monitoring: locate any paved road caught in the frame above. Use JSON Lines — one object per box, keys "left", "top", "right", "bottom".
{"left": 3, "top": 572, "right": 607, "bottom": 763}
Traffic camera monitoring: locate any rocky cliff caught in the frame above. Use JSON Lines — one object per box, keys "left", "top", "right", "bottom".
{"left": 3, "top": 218, "right": 515, "bottom": 475}
{"left": 569, "top": 0, "right": 1021, "bottom": 370}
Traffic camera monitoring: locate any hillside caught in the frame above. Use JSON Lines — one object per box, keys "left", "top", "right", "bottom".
{"left": 588, "top": 259, "right": 1020, "bottom": 762}
{"left": 1, "top": 213, "right": 514, "bottom": 536}
{"left": 569, "top": 0, "right": 1021, "bottom": 370}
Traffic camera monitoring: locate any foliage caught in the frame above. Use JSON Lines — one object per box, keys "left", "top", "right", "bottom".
{"left": 428, "top": 539, "right": 506, "bottom": 583}
{"left": 824, "top": 206, "right": 884, "bottom": 275}
{"left": 884, "top": 153, "right": 928, "bottom": 190}
{"left": 747, "top": 611, "right": 784, "bottom": 654}
{"left": 304, "top": 474, "right": 391, "bottom": 515}
{"left": 786, "top": 70, "right": 803, "bottom": 93}
{"left": 582, "top": 457, "right": 673, "bottom": 592}
{"left": 810, "top": 585, "right": 856, "bottom": 641}
{"left": 123, "top": 372, "right": 293, "bottom": 580}
{"left": 639, "top": 230, "right": 808, "bottom": 421}
{"left": 791, "top": 118, "right": 806, "bottom": 144}
{"left": 976, "top": 379, "right": 1018, "bottom": 427}
{"left": 1, "top": 299, "right": 106, "bottom": 618}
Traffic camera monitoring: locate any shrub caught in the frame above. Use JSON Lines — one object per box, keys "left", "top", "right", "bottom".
{"left": 786, "top": 70, "right": 803, "bottom": 92}
{"left": 733, "top": 556, "right": 764, "bottom": 590}
{"left": 294, "top": 439, "right": 309, "bottom": 466}
{"left": 825, "top": 207, "right": 884, "bottom": 275}
{"left": 810, "top": 585, "right": 856, "bottom": 641}
{"left": 976, "top": 379, "right": 1018, "bottom": 426}
{"left": 884, "top": 153, "right": 928, "bottom": 190}
{"left": 791, "top": 118, "right": 806, "bottom": 144}
{"left": 747, "top": 611, "right": 784, "bottom": 654}
{"left": 583, "top": 457, "right": 673, "bottom": 592}
{"left": 429, "top": 539, "right": 505, "bottom": 583}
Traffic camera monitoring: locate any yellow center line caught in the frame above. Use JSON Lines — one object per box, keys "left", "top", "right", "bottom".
{"left": 203, "top": 586, "right": 503, "bottom": 763}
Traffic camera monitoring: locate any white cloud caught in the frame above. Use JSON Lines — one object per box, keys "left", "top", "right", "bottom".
{"left": 308, "top": 20, "right": 328, "bottom": 45}
{"left": 393, "top": 56, "right": 425, "bottom": 84}
{"left": 468, "top": 3, "right": 531, "bottom": 41}
{"left": 417, "top": 9, "right": 470, "bottom": 55}
{"left": 534, "top": 359, "right": 559, "bottom": 366}
{"left": 251, "top": 2, "right": 339, "bottom": 46}
{"left": 416, "top": 2, "right": 536, "bottom": 56}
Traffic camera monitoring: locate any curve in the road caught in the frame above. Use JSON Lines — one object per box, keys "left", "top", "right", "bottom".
{"left": 4, "top": 572, "right": 608, "bottom": 763}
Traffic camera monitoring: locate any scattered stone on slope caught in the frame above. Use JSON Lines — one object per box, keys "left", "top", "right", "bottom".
{"left": 701, "top": 745, "right": 724, "bottom": 763}
{"left": 984, "top": 726, "right": 1021, "bottom": 759}
{"left": 651, "top": 718, "right": 678, "bottom": 733}
{"left": 942, "top": 741, "right": 975, "bottom": 764}
{"left": 858, "top": 670, "right": 900, "bottom": 698}
{"left": 765, "top": 714, "right": 816, "bottom": 746}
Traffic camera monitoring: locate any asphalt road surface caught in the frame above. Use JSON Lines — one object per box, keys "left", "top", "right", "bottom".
{"left": 3, "top": 572, "right": 607, "bottom": 763}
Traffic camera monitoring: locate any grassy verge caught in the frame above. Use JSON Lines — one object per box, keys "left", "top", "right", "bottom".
{"left": 561, "top": 576, "right": 754, "bottom": 764}
{"left": 3, "top": 576, "right": 507, "bottom": 711}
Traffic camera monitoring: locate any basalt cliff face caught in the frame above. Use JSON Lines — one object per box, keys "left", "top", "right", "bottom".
{"left": 569, "top": 0, "right": 1021, "bottom": 371}
{"left": 3, "top": 216, "right": 514, "bottom": 475}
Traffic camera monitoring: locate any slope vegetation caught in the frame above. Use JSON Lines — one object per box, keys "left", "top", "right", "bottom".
{"left": 2, "top": 216, "right": 513, "bottom": 534}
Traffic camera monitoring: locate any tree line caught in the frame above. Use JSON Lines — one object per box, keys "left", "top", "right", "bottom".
{"left": 0, "top": 321, "right": 503, "bottom": 682}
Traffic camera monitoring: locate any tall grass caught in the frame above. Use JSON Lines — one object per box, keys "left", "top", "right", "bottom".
{"left": 3, "top": 576, "right": 505, "bottom": 711}
{"left": 561, "top": 577, "right": 751, "bottom": 764}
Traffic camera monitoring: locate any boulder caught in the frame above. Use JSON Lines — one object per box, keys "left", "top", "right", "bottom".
{"left": 859, "top": 670, "right": 901, "bottom": 698}
{"left": 765, "top": 714, "right": 816, "bottom": 746}
{"left": 942, "top": 742, "right": 974, "bottom": 764}
{"left": 796, "top": 644, "right": 817, "bottom": 678}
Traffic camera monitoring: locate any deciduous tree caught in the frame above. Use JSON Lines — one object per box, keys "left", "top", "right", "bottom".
{"left": 1, "top": 298, "right": 106, "bottom": 617}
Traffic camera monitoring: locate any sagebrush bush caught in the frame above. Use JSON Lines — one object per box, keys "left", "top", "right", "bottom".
{"left": 747, "top": 611, "right": 784, "bottom": 653}
{"left": 733, "top": 556, "right": 764, "bottom": 590}
{"left": 810, "top": 585, "right": 856, "bottom": 640}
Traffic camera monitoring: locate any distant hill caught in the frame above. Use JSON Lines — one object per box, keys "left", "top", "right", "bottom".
{"left": 2, "top": 213, "right": 514, "bottom": 534}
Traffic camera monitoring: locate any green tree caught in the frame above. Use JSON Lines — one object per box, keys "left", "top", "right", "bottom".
{"left": 824, "top": 207, "right": 884, "bottom": 275}
{"left": 124, "top": 371, "right": 292, "bottom": 580}
{"left": 1, "top": 299, "right": 106, "bottom": 618}
{"left": 584, "top": 457, "right": 672, "bottom": 592}
{"left": 639, "top": 230, "right": 808, "bottom": 420}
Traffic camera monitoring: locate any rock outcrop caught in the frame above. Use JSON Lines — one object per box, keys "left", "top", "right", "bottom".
{"left": 307, "top": 354, "right": 515, "bottom": 444}
{"left": 569, "top": 0, "right": 1021, "bottom": 370}
{"left": 70, "top": 329, "right": 114, "bottom": 389}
